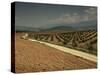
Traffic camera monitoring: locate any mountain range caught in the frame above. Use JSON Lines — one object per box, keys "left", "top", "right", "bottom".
{"left": 16, "top": 24, "right": 97, "bottom": 32}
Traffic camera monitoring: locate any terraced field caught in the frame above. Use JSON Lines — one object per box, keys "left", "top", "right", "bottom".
{"left": 28, "top": 30, "right": 97, "bottom": 55}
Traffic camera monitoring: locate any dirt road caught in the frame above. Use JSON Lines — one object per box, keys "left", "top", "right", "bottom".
{"left": 29, "top": 39, "right": 97, "bottom": 62}
{"left": 15, "top": 33, "right": 97, "bottom": 73}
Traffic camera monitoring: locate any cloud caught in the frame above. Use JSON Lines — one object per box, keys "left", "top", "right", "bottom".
{"left": 51, "top": 7, "right": 97, "bottom": 25}
{"left": 84, "top": 8, "right": 97, "bottom": 20}
{"left": 85, "top": 8, "right": 97, "bottom": 15}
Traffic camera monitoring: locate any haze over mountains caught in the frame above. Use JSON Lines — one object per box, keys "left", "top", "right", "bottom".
{"left": 16, "top": 23, "right": 97, "bottom": 32}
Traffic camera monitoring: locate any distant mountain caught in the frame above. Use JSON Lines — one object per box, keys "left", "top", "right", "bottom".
{"left": 70, "top": 20, "right": 97, "bottom": 30}
{"left": 16, "top": 24, "right": 97, "bottom": 32}
{"left": 41, "top": 26, "right": 74, "bottom": 32}
{"left": 80, "top": 24, "right": 97, "bottom": 30}
{"left": 16, "top": 26, "right": 42, "bottom": 32}
{"left": 41, "top": 24, "right": 97, "bottom": 32}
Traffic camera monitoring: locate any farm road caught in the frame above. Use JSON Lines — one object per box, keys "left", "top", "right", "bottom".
{"left": 29, "top": 39, "right": 97, "bottom": 62}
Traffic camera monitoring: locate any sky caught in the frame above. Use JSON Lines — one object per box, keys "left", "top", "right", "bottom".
{"left": 15, "top": 2, "right": 97, "bottom": 29}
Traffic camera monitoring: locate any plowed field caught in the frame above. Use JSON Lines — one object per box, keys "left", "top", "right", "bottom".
{"left": 15, "top": 33, "right": 97, "bottom": 73}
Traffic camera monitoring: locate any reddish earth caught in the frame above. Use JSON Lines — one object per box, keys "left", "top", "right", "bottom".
{"left": 15, "top": 33, "right": 97, "bottom": 73}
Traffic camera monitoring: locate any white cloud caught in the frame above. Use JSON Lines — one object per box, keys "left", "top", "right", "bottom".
{"left": 85, "top": 8, "right": 97, "bottom": 15}
{"left": 51, "top": 7, "right": 97, "bottom": 25}
{"left": 84, "top": 8, "right": 97, "bottom": 20}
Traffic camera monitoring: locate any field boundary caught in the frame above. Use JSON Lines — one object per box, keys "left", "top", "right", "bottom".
{"left": 28, "top": 39, "right": 97, "bottom": 62}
